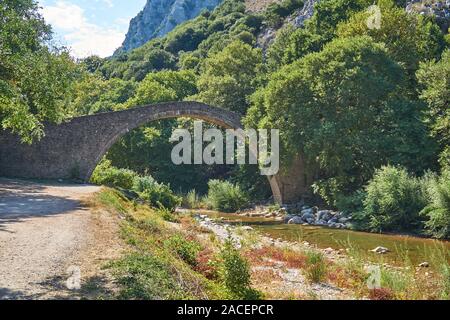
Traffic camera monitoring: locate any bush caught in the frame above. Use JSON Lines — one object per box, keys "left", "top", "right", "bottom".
{"left": 132, "top": 176, "right": 181, "bottom": 212}
{"left": 219, "top": 239, "right": 261, "bottom": 300}
{"left": 421, "top": 171, "right": 450, "bottom": 239}
{"left": 183, "top": 189, "right": 202, "bottom": 209}
{"left": 264, "top": 0, "right": 304, "bottom": 28}
{"left": 357, "top": 166, "right": 427, "bottom": 233}
{"left": 111, "top": 253, "right": 185, "bottom": 300}
{"left": 206, "top": 180, "right": 249, "bottom": 213}
{"left": 91, "top": 160, "right": 138, "bottom": 190}
{"left": 305, "top": 251, "right": 327, "bottom": 283}
{"left": 164, "top": 234, "right": 201, "bottom": 267}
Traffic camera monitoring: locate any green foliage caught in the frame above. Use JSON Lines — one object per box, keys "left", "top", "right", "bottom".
{"left": 71, "top": 74, "right": 136, "bottom": 115}
{"left": 230, "top": 165, "right": 272, "bottom": 201}
{"left": 417, "top": 49, "right": 450, "bottom": 169}
{"left": 0, "top": 0, "right": 79, "bottom": 142}
{"left": 305, "top": 0, "right": 370, "bottom": 43}
{"left": 305, "top": 251, "right": 327, "bottom": 283}
{"left": 90, "top": 159, "right": 138, "bottom": 190}
{"left": 183, "top": 189, "right": 202, "bottom": 209}
{"left": 206, "top": 180, "right": 249, "bottom": 212}
{"left": 111, "top": 253, "right": 186, "bottom": 300}
{"left": 106, "top": 47, "right": 177, "bottom": 81}
{"left": 127, "top": 70, "right": 197, "bottom": 106}
{"left": 132, "top": 176, "right": 182, "bottom": 212}
{"left": 90, "top": 160, "right": 181, "bottom": 211}
{"left": 100, "top": 0, "right": 256, "bottom": 82}
{"left": 219, "top": 238, "right": 261, "bottom": 300}
{"left": 247, "top": 36, "right": 434, "bottom": 202}
{"left": 195, "top": 40, "right": 263, "bottom": 114}
{"left": 264, "top": 0, "right": 305, "bottom": 28}
{"left": 336, "top": 190, "right": 366, "bottom": 215}
{"left": 337, "top": 0, "right": 446, "bottom": 77}
{"left": 164, "top": 234, "right": 201, "bottom": 266}
{"left": 421, "top": 170, "right": 450, "bottom": 239}
{"left": 267, "top": 0, "right": 372, "bottom": 71}
{"left": 357, "top": 166, "right": 427, "bottom": 233}
{"left": 267, "top": 25, "right": 324, "bottom": 70}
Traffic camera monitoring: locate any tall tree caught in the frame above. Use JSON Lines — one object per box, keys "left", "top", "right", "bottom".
{"left": 246, "top": 36, "right": 434, "bottom": 203}
{"left": 195, "top": 40, "right": 263, "bottom": 114}
{"left": 0, "top": 0, "right": 78, "bottom": 143}
{"left": 417, "top": 50, "right": 450, "bottom": 170}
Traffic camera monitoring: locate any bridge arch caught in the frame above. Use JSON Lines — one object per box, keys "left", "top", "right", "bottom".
{"left": 0, "top": 102, "right": 284, "bottom": 203}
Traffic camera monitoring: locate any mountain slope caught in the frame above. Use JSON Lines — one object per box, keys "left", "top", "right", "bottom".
{"left": 118, "top": 0, "right": 223, "bottom": 53}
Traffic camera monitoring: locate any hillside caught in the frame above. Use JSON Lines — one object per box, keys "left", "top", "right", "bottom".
{"left": 118, "top": 0, "right": 224, "bottom": 53}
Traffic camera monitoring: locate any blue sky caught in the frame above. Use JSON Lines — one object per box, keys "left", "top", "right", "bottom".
{"left": 38, "top": 0, "right": 147, "bottom": 58}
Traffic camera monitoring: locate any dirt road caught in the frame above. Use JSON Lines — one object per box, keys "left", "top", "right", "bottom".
{"left": 0, "top": 178, "right": 122, "bottom": 300}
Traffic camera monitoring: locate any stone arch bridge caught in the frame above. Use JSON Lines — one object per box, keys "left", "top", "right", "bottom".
{"left": 0, "top": 102, "right": 311, "bottom": 203}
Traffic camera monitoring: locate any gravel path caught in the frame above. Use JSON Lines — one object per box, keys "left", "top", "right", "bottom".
{"left": 0, "top": 178, "right": 112, "bottom": 300}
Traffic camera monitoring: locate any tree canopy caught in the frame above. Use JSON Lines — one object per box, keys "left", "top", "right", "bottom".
{"left": 0, "top": 0, "right": 78, "bottom": 143}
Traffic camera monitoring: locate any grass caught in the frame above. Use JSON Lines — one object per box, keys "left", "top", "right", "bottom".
{"left": 88, "top": 188, "right": 262, "bottom": 300}
{"left": 304, "top": 251, "right": 327, "bottom": 283}
{"left": 87, "top": 188, "right": 450, "bottom": 300}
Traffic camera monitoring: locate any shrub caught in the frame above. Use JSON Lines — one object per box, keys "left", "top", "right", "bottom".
{"left": 304, "top": 251, "right": 327, "bottom": 283}
{"left": 91, "top": 159, "right": 138, "bottom": 190}
{"left": 110, "top": 253, "right": 185, "bottom": 300}
{"left": 164, "top": 234, "right": 201, "bottom": 267}
{"left": 336, "top": 190, "right": 366, "bottom": 215}
{"left": 357, "top": 166, "right": 427, "bottom": 233}
{"left": 183, "top": 189, "right": 202, "bottom": 209}
{"left": 219, "top": 239, "right": 261, "bottom": 300}
{"left": 206, "top": 180, "right": 249, "bottom": 213}
{"left": 421, "top": 170, "right": 450, "bottom": 239}
{"left": 132, "top": 176, "right": 181, "bottom": 212}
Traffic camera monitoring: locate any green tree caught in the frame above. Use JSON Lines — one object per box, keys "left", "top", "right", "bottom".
{"left": 246, "top": 36, "right": 433, "bottom": 202}
{"left": 266, "top": 0, "right": 371, "bottom": 70}
{"left": 127, "top": 70, "right": 198, "bottom": 106}
{"left": 358, "top": 166, "right": 427, "bottom": 233}
{"left": 105, "top": 70, "right": 224, "bottom": 194}
{"left": 337, "top": 0, "right": 446, "bottom": 77}
{"left": 72, "top": 74, "right": 136, "bottom": 115}
{"left": 417, "top": 50, "right": 450, "bottom": 170}
{"left": 195, "top": 40, "right": 263, "bottom": 114}
{"left": 0, "top": 0, "right": 78, "bottom": 142}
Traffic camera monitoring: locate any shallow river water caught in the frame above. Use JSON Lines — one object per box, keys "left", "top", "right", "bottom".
{"left": 203, "top": 212, "right": 450, "bottom": 266}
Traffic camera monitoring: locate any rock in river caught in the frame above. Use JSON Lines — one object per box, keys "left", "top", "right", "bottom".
{"left": 288, "top": 216, "right": 304, "bottom": 225}
{"left": 370, "top": 246, "right": 390, "bottom": 254}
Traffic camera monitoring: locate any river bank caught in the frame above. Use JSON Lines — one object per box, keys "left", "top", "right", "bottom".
{"left": 189, "top": 210, "right": 449, "bottom": 299}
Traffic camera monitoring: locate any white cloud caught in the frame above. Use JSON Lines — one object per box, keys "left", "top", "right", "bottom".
{"left": 41, "top": 1, "right": 124, "bottom": 58}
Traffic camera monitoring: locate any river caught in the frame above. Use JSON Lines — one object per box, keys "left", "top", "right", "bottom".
{"left": 202, "top": 211, "right": 450, "bottom": 266}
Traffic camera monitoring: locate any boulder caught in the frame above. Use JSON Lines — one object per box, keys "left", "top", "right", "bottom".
{"left": 288, "top": 216, "right": 304, "bottom": 225}
{"left": 328, "top": 217, "right": 339, "bottom": 224}
{"left": 302, "top": 212, "right": 315, "bottom": 221}
{"left": 316, "top": 210, "right": 330, "bottom": 220}
{"left": 324, "top": 247, "right": 334, "bottom": 255}
{"left": 370, "top": 246, "right": 390, "bottom": 254}
{"left": 306, "top": 218, "right": 315, "bottom": 224}
{"left": 339, "top": 217, "right": 350, "bottom": 224}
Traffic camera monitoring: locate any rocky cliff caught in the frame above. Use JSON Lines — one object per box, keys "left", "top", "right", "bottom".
{"left": 118, "top": 0, "right": 223, "bottom": 53}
